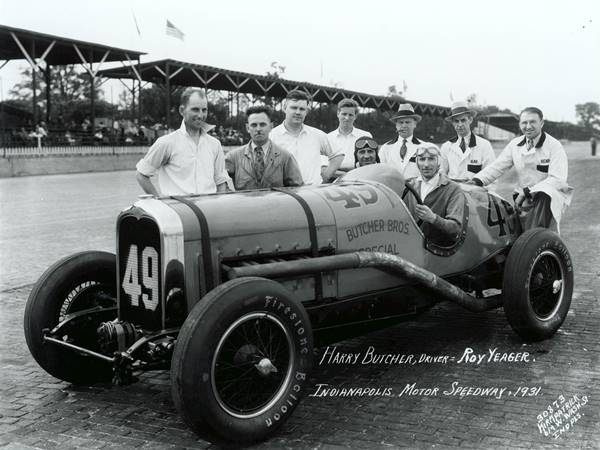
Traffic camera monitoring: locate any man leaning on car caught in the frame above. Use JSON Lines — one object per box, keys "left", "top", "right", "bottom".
{"left": 135, "top": 87, "right": 230, "bottom": 196}
{"left": 469, "top": 107, "right": 573, "bottom": 232}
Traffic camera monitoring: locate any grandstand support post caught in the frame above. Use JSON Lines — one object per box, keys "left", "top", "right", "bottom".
{"left": 137, "top": 56, "right": 142, "bottom": 128}
{"left": 131, "top": 79, "right": 136, "bottom": 126}
{"left": 89, "top": 49, "right": 96, "bottom": 140}
{"left": 44, "top": 66, "right": 51, "bottom": 124}
{"left": 236, "top": 90, "right": 240, "bottom": 127}
{"left": 165, "top": 62, "right": 171, "bottom": 131}
{"left": 31, "top": 40, "right": 37, "bottom": 126}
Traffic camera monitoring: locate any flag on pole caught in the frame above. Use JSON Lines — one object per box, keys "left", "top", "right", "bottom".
{"left": 166, "top": 20, "right": 185, "bottom": 41}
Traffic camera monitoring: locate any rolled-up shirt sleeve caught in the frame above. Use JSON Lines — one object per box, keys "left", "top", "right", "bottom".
{"left": 213, "top": 142, "right": 232, "bottom": 186}
{"left": 136, "top": 138, "right": 170, "bottom": 176}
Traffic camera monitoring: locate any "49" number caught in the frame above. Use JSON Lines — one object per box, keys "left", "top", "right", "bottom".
{"left": 487, "top": 196, "right": 517, "bottom": 237}
{"left": 122, "top": 244, "right": 159, "bottom": 310}
{"left": 324, "top": 185, "right": 379, "bottom": 209}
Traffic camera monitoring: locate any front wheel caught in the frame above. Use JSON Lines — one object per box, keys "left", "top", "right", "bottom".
{"left": 171, "top": 277, "right": 313, "bottom": 445}
{"left": 24, "top": 251, "right": 117, "bottom": 384}
{"left": 503, "top": 228, "right": 573, "bottom": 341}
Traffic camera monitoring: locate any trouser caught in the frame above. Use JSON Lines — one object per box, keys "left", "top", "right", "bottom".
{"left": 524, "top": 192, "right": 554, "bottom": 230}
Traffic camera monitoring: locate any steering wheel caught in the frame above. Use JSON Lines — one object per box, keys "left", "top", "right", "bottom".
{"left": 401, "top": 182, "right": 423, "bottom": 205}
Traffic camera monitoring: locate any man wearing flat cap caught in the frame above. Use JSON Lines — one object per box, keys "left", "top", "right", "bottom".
{"left": 379, "top": 103, "right": 424, "bottom": 178}
{"left": 440, "top": 101, "right": 495, "bottom": 180}
{"left": 405, "top": 143, "right": 466, "bottom": 247}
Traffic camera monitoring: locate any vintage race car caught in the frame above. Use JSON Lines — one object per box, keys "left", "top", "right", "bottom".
{"left": 24, "top": 164, "right": 573, "bottom": 445}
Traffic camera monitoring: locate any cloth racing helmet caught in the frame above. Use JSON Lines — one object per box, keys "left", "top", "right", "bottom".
{"left": 354, "top": 136, "right": 381, "bottom": 167}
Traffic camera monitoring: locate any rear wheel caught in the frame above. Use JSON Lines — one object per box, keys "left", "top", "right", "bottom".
{"left": 171, "top": 277, "right": 313, "bottom": 445}
{"left": 503, "top": 229, "right": 573, "bottom": 341}
{"left": 24, "top": 251, "right": 117, "bottom": 384}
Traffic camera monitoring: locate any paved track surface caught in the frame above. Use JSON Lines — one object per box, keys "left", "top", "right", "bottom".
{"left": 1, "top": 142, "right": 599, "bottom": 449}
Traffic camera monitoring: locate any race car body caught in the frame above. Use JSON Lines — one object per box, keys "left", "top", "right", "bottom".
{"left": 116, "top": 165, "right": 520, "bottom": 339}
{"left": 24, "top": 164, "right": 572, "bottom": 445}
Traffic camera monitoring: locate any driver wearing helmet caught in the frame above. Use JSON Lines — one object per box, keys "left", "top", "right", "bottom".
{"left": 354, "top": 136, "right": 380, "bottom": 167}
{"left": 404, "top": 143, "right": 466, "bottom": 247}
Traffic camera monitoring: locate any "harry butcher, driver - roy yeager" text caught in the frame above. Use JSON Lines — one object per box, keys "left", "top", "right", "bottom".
{"left": 318, "top": 346, "right": 531, "bottom": 366}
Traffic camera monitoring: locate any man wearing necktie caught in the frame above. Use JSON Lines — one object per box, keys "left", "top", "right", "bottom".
{"left": 404, "top": 143, "right": 466, "bottom": 247}
{"left": 470, "top": 107, "right": 573, "bottom": 232}
{"left": 379, "top": 103, "right": 424, "bottom": 178}
{"left": 226, "top": 106, "right": 303, "bottom": 190}
{"left": 440, "top": 101, "right": 495, "bottom": 180}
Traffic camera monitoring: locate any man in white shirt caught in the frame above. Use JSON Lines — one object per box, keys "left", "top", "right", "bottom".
{"left": 404, "top": 144, "right": 466, "bottom": 247}
{"left": 379, "top": 104, "right": 424, "bottom": 178}
{"left": 327, "top": 98, "right": 372, "bottom": 170}
{"left": 471, "top": 107, "right": 573, "bottom": 231}
{"left": 270, "top": 90, "right": 343, "bottom": 184}
{"left": 440, "top": 101, "right": 495, "bottom": 180}
{"left": 136, "top": 88, "right": 230, "bottom": 196}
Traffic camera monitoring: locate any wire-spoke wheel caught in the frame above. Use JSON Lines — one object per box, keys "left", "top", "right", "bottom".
{"left": 213, "top": 312, "right": 293, "bottom": 418}
{"left": 24, "top": 251, "right": 117, "bottom": 384}
{"left": 503, "top": 228, "right": 573, "bottom": 341}
{"left": 171, "top": 277, "right": 313, "bottom": 445}
{"left": 528, "top": 250, "right": 565, "bottom": 320}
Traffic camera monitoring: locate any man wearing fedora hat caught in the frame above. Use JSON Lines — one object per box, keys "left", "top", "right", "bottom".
{"left": 379, "top": 103, "right": 424, "bottom": 178}
{"left": 440, "top": 101, "right": 495, "bottom": 180}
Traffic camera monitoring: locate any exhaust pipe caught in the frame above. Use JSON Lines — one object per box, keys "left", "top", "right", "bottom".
{"left": 227, "top": 251, "right": 502, "bottom": 312}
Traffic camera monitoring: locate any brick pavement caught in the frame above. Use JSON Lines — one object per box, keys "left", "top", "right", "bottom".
{"left": 1, "top": 143, "right": 599, "bottom": 449}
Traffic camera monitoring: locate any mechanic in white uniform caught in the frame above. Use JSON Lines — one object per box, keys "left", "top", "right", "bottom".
{"left": 471, "top": 107, "right": 573, "bottom": 232}
{"left": 440, "top": 101, "right": 495, "bottom": 180}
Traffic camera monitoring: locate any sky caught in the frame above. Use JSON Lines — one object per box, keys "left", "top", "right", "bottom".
{"left": 0, "top": 0, "right": 599, "bottom": 123}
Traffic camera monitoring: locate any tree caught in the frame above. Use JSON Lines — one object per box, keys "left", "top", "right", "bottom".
{"left": 267, "top": 61, "right": 286, "bottom": 79}
{"left": 465, "top": 93, "right": 478, "bottom": 107}
{"left": 575, "top": 102, "right": 600, "bottom": 130}
{"left": 8, "top": 65, "right": 101, "bottom": 125}
{"left": 385, "top": 84, "right": 405, "bottom": 101}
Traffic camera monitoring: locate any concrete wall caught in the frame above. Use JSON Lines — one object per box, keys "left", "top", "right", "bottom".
{"left": 0, "top": 146, "right": 239, "bottom": 177}
{"left": 0, "top": 154, "right": 143, "bottom": 177}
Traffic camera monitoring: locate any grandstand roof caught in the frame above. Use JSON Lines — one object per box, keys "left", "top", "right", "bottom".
{"left": 97, "top": 59, "right": 450, "bottom": 116}
{"left": 0, "top": 24, "right": 145, "bottom": 65}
